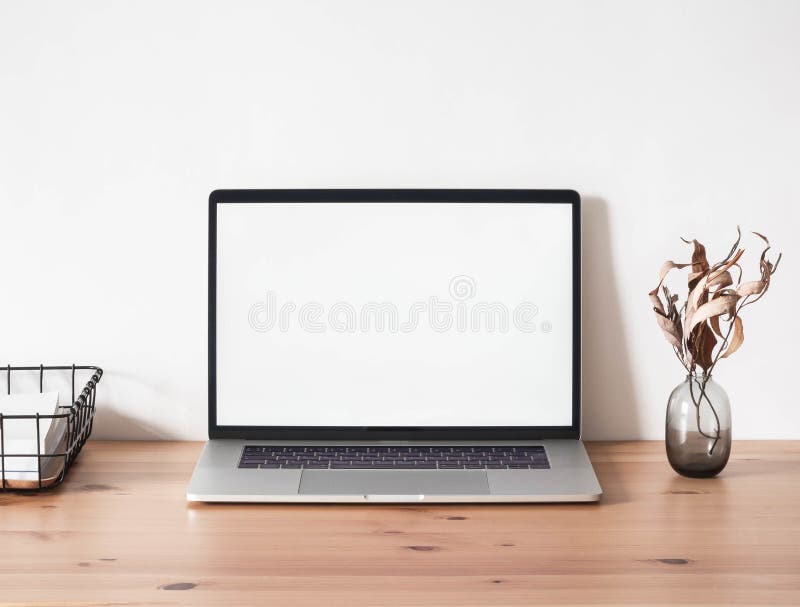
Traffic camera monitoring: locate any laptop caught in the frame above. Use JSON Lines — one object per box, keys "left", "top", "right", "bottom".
{"left": 187, "top": 189, "right": 601, "bottom": 503}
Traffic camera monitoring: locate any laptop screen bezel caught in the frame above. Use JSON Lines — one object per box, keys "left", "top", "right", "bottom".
{"left": 209, "top": 189, "right": 581, "bottom": 441}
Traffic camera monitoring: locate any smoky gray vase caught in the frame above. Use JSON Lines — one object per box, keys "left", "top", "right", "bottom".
{"left": 665, "top": 374, "right": 731, "bottom": 478}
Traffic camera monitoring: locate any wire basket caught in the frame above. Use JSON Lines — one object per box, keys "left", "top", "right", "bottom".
{"left": 1, "top": 365, "right": 103, "bottom": 491}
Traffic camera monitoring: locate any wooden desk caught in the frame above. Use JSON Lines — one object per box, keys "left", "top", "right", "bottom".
{"left": 0, "top": 441, "right": 798, "bottom": 606}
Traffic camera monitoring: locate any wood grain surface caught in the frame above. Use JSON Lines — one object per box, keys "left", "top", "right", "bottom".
{"left": 0, "top": 441, "right": 798, "bottom": 606}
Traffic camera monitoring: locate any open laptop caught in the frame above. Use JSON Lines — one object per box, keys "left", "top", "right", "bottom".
{"left": 187, "top": 189, "right": 601, "bottom": 503}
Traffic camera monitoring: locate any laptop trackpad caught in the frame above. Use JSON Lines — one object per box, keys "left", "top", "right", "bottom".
{"left": 299, "top": 470, "right": 490, "bottom": 495}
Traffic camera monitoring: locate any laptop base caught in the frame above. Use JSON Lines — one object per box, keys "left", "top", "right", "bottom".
{"left": 187, "top": 439, "right": 601, "bottom": 503}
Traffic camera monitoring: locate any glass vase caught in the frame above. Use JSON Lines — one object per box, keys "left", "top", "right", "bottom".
{"left": 665, "top": 374, "right": 731, "bottom": 478}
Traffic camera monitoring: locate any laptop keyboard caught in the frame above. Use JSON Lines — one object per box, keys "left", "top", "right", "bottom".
{"left": 238, "top": 445, "right": 550, "bottom": 470}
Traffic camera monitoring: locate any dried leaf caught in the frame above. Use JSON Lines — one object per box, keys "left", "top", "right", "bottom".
{"left": 648, "top": 261, "right": 691, "bottom": 317}
{"left": 687, "top": 239, "right": 709, "bottom": 273}
{"left": 686, "top": 294, "right": 739, "bottom": 336}
{"left": 684, "top": 239, "right": 710, "bottom": 289}
{"left": 655, "top": 260, "right": 691, "bottom": 286}
{"left": 737, "top": 280, "right": 765, "bottom": 297}
{"left": 721, "top": 316, "right": 744, "bottom": 358}
{"left": 684, "top": 274, "right": 709, "bottom": 336}
{"left": 707, "top": 270, "right": 733, "bottom": 290}
{"left": 709, "top": 313, "right": 723, "bottom": 338}
{"left": 713, "top": 287, "right": 738, "bottom": 298}
{"left": 649, "top": 289, "right": 665, "bottom": 315}
{"left": 653, "top": 308, "right": 682, "bottom": 349}
{"left": 692, "top": 322, "right": 718, "bottom": 370}
{"left": 662, "top": 286, "right": 683, "bottom": 347}
{"left": 741, "top": 237, "right": 780, "bottom": 308}
{"left": 662, "top": 285, "right": 680, "bottom": 315}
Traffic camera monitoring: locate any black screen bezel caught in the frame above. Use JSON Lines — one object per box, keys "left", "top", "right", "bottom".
{"left": 209, "top": 189, "right": 581, "bottom": 441}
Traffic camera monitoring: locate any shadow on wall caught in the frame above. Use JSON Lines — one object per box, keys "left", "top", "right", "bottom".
{"left": 91, "top": 370, "right": 173, "bottom": 440}
{"left": 93, "top": 406, "right": 170, "bottom": 440}
{"left": 581, "top": 196, "right": 640, "bottom": 440}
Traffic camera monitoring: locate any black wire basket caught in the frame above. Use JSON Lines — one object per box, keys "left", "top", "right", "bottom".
{"left": 1, "top": 365, "right": 103, "bottom": 491}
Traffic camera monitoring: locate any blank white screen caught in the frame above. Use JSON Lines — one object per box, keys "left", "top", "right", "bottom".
{"left": 216, "top": 202, "right": 573, "bottom": 427}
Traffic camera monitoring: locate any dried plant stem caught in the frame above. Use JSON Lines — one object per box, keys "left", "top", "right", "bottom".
{"left": 698, "top": 377, "right": 722, "bottom": 455}
{"left": 687, "top": 297, "right": 752, "bottom": 456}
{"left": 673, "top": 346, "right": 690, "bottom": 372}
{"left": 688, "top": 374, "right": 721, "bottom": 455}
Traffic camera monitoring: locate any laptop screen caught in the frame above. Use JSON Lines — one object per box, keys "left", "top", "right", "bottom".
{"left": 214, "top": 199, "right": 575, "bottom": 430}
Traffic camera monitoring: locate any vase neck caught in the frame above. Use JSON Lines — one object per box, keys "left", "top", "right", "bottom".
{"left": 687, "top": 373, "right": 712, "bottom": 382}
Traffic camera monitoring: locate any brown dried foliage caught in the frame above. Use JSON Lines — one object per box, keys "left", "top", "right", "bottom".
{"left": 649, "top": 227, "right": 781, "bottom": 375}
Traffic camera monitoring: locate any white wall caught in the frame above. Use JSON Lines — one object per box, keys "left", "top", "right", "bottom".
{"left": 1, "top": 0, "right": 798, "bottom": 440}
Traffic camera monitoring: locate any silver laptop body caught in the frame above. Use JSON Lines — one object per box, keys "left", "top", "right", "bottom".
{"left": 187, "top": 190, "right": 601, "bottom": 503}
